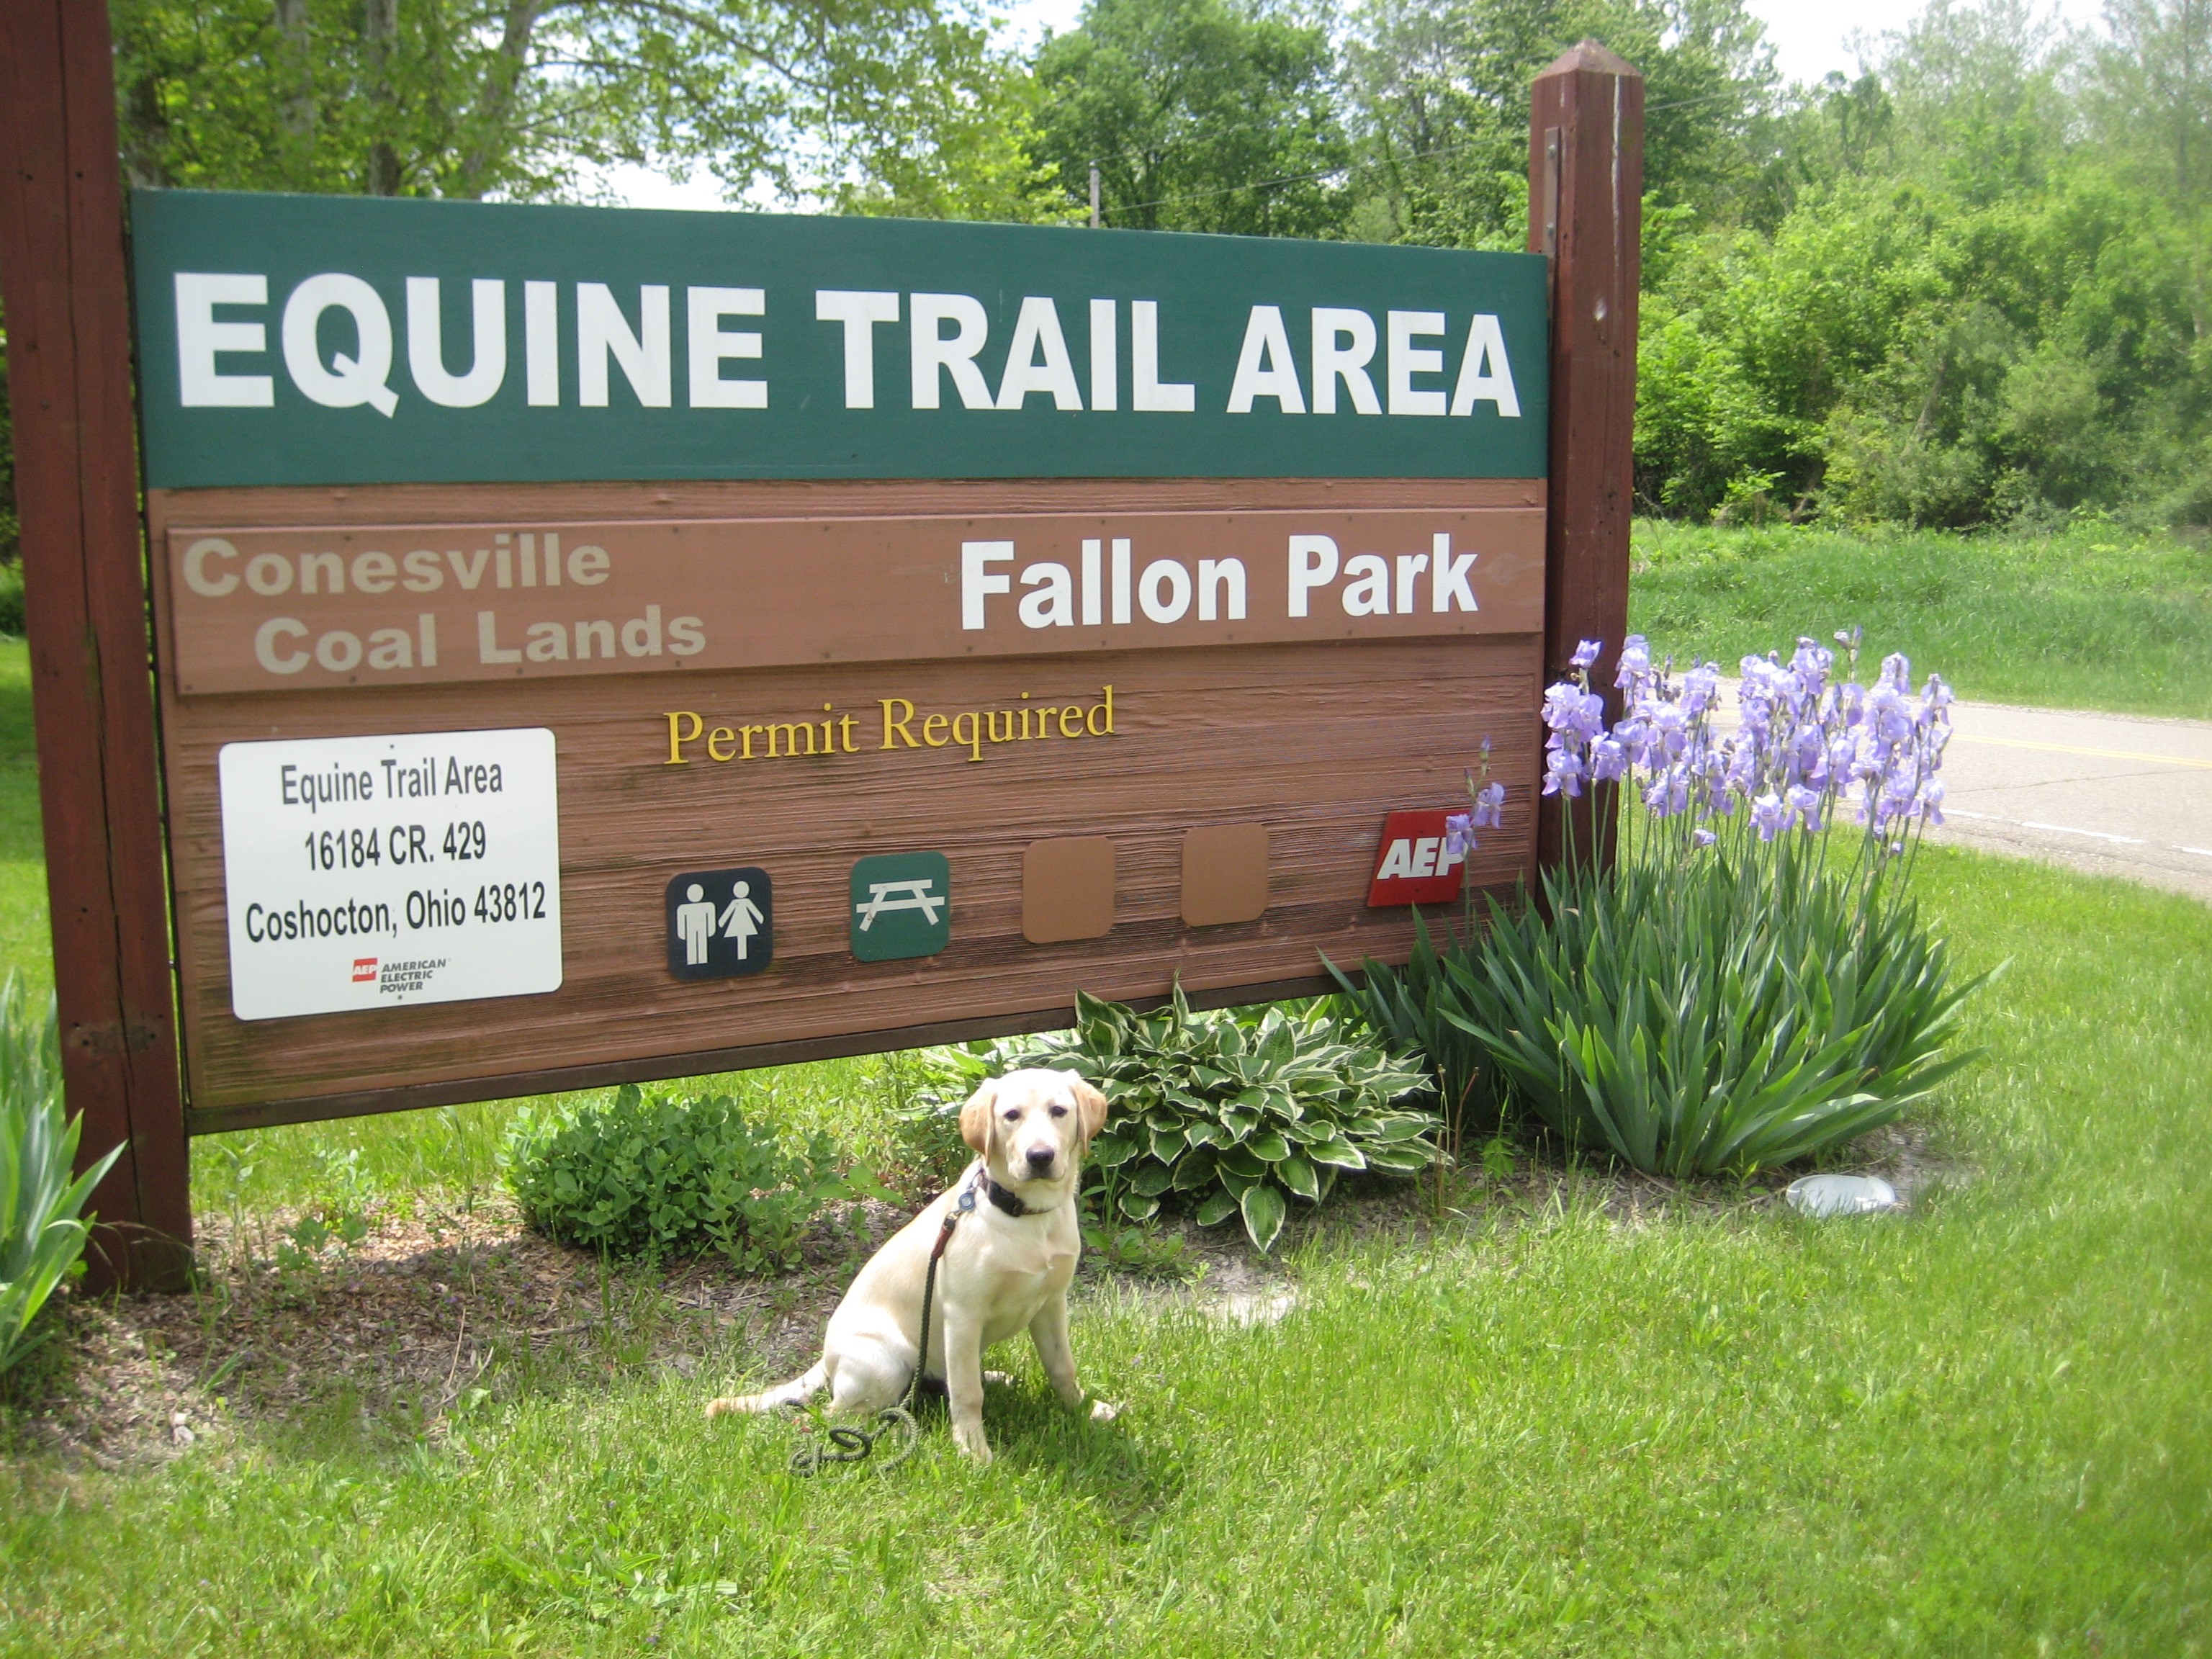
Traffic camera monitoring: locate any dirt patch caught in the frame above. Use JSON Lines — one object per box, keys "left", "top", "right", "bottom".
{"left": 3, "top": 1194, "right": 908, "bottom": 1470}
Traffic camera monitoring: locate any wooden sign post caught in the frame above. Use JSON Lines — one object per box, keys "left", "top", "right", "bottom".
{"left": 1532, "top": 42, "right": 1643, "bottom": 871}
{"left": 0, "top": 0, "right": 192, "bottom": 1290}
{"left": 0, "top": 0, "right": 1638, "bottom": 1290}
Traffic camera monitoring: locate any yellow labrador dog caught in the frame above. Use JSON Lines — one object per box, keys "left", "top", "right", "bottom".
{"left": 707, "top": 1068, "right": 1117, "bottom": 1465}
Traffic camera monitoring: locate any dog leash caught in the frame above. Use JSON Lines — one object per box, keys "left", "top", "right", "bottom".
{"left": 789, "top": 1173, "right": 981, "bottom": 1477}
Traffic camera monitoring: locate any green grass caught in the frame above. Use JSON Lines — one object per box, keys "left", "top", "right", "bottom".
{"left": 1629, "top": 521, "right": 2212, "bottom": 717}
{"left": 0, "top": 639, "right": 51, "bottom": 1002}
{"left": 3, "top": 536, "right": 2211, "bottom": 1653}
{"left": 3, "top": 846, "right": 2208, "bottom": 1656}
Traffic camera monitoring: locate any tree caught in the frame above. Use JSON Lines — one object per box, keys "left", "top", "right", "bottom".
{"left": 1030, "top": 0, "right": 1352, "bottom": 237}
{"left": 1341, "top": 0, "right": 1779, "bottom": 249}
{"left": 2090, "top": 0, "right": 2212, "bottom": 341}
{"left": 109, "top": 0, "right": 1021, "bottom": 204}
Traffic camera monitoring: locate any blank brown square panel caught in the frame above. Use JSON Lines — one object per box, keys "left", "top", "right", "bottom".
{"left": 1181, "top": 824, "right": 1270, "bottom": 927}
{"left": 1022, "top": 837, "right": 1118, "bottom": 943}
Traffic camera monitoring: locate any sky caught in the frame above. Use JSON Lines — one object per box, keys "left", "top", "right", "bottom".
{"left": 601, "top": 0, "right": 2113, "bottom": 210}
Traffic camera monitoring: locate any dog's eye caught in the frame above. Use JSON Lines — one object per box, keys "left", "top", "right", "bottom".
{"left": 1002, "top": 1109, "right": 1021, "bottom": 1121}
{"left": 1049, "top": 1105, "right": 1069, "bottom": 1118}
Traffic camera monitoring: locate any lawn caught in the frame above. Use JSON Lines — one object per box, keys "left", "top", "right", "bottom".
{"left": 0, "top": 847, "right": 2206, "bottom": 1655}
{"left": 1, "top": 523, "right": 2210, "bottom": 1655}
{"left": 1629, "top": 521, "right": 2212, "bottom": 719}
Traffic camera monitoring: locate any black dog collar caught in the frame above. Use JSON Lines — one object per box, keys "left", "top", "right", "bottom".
{"left": 984, "top": 1175, "right": 1046, "bottom": 1218}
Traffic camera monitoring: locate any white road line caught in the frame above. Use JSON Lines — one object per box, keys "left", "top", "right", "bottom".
{"left": 2184, "top": 848, "right": 2212, "bottom": 860}
{"left": 2019, "top": 821, "right": 2146, "bottom": 845}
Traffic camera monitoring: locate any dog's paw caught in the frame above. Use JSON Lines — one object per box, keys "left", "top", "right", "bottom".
{"left": 952, "top": 1418, "right": 995, "bottom": 1465}
{"left": 982, "top": 1369, "right": 1015, "bottom": 1387}
{"left": 703, "top": 1396, "right": 741, "bottom": 1419}
{"left": 1088, "top": 1398, "right": 1120, "bottom": 1424}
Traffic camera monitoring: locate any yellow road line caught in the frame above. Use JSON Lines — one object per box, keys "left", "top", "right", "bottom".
{"left": 1952, "top": 734, "right": 2212, "bottom": 771}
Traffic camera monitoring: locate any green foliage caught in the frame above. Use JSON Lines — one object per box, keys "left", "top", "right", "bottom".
{"left": 1629, "top": 519, "right": 2212, "bottom": 719}
{"left": 1033, "top": 0, "right": 1350, "bottom": 235}
{"left": 109, "top": 0, "right": 1019, "bottom": 206}
{"left": 503, "top": 1085, "right": 851, "bottom": 1272}
{"left": 1632, "top": 4, "right": 2212, "bottom": 527}
{"left": 1343, "top": 0, "right": 1778, "bottom": 250}
{"left": 1399, "top": 842, "right": 1984, "bottom": 1178}
{"left": 1015, "top": 988, "right": 1436, "bottom": 1252}
{"left": 1, "top": 981, "right": 121, "bottom": 1374}
{"left": 1326, "top": 909, "right": 1503, "bottom": 1138}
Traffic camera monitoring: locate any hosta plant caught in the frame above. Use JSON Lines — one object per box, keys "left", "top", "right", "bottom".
{"left": 2, "top": 981, "right": 122, "bottom": 1374}
{"left": 1014, "top": 989, "right": 1437, "bottom": 1251}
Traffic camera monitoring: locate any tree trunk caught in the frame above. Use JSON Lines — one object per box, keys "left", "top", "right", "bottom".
{"left": 273, "top": 0, "right": 315, "bottom": 184}
{"left": 364, "top": 0, "right": 402, "bottom": 195}
{"left": 455, "top": 0, "right": 544, "bottom": 199}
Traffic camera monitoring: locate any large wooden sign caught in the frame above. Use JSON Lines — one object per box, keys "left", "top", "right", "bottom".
{"left": 132, "top": 191, "right": 1557, "bottom": 1130}
{"left": 0, "top": 0, "right": 1639, "bottom": 1282}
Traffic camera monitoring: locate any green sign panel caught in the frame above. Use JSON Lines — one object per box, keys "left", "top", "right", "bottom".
{"left": 129, "top": 189, "right": 1548, "bottom": 490}
{"left": 849, "top": 853, "right": 952, "bottom": 963}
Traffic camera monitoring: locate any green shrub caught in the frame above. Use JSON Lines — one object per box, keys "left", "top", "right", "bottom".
{"left": 0, "top": 562, "right": 22, "bottom": 637}
{"left": 503, "top": 1085, "right": 850, "bottom": 1270}
{"left": 1011, "top": 989, "right": 1435, "bottom": 1252}
{"left": 1457, "top": 848, "right": 1981, "bottom": 1175}
{"left": 2, "top": 981, "right": 121, "bottom": 1373}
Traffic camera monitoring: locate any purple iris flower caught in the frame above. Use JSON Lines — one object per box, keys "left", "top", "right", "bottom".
{"left": 1614, "top": 635, "right": 1650, "bottom": 690}
{"left": 1442, "top": 812, "right": 1475, "bottom": 858}
{"left": 1542, "top": 748, "right": 1587, "bottom": 799}
{"left": 1572, "top": 639, "right": 1604, "bottom": 670}
{"left": 1680, "top": 662, "right": 1720, "bottom": 716}
{"left": 1471, "top": 780, "right": 1506, "bottom": 828}
{"left": 1693, "top": 827, "right": 1717, "bottom": 849}
{"left": 1541, "top": 682, "right": 1585, "bottom": 733}
{"left": 1786, "top": 783, "right": 1823, "bottom": 831}
{"left": 1751, "top": 792, "right": 1789, "bottom": 841}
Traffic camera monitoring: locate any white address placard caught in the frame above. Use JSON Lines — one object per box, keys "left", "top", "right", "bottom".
{"left": 217, "top": 728, "right": 562, "bottom": 1021}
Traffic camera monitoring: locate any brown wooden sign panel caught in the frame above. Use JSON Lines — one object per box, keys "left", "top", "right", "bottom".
{"left": 163, "top": 506, "right": 1540, "bottom": 695}
{"left": 150, "top": 478, "right": 1542, "bottom": 1127}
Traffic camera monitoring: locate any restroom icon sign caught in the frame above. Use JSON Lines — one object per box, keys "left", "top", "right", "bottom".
{"left": 665, "top": 867, "right": 773, "bottom": 979}
{"left": 849, "top": 852, "right": 951, "bottom": 962}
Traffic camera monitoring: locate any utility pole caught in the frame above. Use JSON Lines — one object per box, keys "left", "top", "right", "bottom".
{"left": 1089, "top": 164, "right": 1102, "bottom": 228}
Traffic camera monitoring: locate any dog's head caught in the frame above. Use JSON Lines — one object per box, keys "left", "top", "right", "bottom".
{"left": 960, "top": 1067, "right": 1108, "bottom": 1192}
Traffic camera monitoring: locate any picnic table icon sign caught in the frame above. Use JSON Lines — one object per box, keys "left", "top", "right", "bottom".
{"left": 848, "top": 852, "right": 952, "bottom": 962}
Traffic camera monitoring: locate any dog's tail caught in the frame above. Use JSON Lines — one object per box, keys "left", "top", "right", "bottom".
{"left": 705, "top": 1360, "right": 826, "bottom": 1419}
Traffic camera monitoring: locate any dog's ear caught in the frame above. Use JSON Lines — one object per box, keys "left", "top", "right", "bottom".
{"left": 959, "top": 1078, "right": 1000, "bottom": 1154}
{"left": 1069, "top": 1076, "right": 1108, "bottom": 1148}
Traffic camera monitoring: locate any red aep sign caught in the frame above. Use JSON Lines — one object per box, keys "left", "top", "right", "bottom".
{"left": 1365, "top": 811, "right": 1467, "bottom": 907}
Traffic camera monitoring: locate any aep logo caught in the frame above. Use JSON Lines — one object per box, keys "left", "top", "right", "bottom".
{"left": 351, "top": 957, "right": 378, "bottom": 984}
{"left": 1364, "top": 811, "right": 1466, "bottom": 907}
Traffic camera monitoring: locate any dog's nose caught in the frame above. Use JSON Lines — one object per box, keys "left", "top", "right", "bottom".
{"left": 1025, "top": 1145, "right": 1057, "bottom": 1174}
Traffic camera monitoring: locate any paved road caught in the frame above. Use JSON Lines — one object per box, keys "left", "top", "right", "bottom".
{"left": 1923, "top": 701, "right": 2212, "bottom": 904}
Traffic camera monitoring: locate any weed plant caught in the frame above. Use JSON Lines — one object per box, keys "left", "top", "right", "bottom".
{"left": 0, "top": 981, "right": 118, "bottom": 1373}
{"left": 503, "top": 1085, "right": 866, "bottom": 1271}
